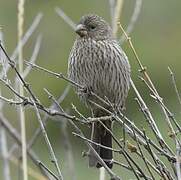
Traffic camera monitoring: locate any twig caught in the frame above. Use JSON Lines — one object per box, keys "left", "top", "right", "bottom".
{"left": 9, "top": 156, "right": 47, "bottom": 180}
{"left": 139, "top": 75, "right": 177, "bottom": 141}
{"left": 108, "top": 0, "right": 116, "bottom": 28}
{"left": 55, "top": 7, "right": 76, "bottom": 30}
{"left": 44, "top": 89, "right": 120, "bottom": 179}
{"left": 168, "top": 67, "right": 181, "bottom": 111}
{"left": 10, "top": 34, "right": 42, "bottom": 159}
{"left": 25, "top": 61, "right": 82, "bottom": 89}
{"left": 113, "top": 160, "right": 152, "bottom": 179}
{"left": 142, "top": 130, "right": 174, "bottom": 180}
{"left": 98, "top": 120, "right": 148, "bottom": 180}
{"left": 176, "top": 140, "right": 181, "bottom": 180}
{"left": 21, "top": 34, "right": 42, "bottom": 79}
{"left": 119, "top": 23, "right": 178, "bottom": 155}
{"left": 65, "top": 108, "right": 121, "bottom": 179}
{"left": 132, "top": 127, "right": 156, "bottom": 180}
{"left": 44, "top": 88, "right": 121, "bottom": 179}
{"left": 89, "top": 95, "right": 175, "bottom": 164}
{"left": 60, "top": 112, "right": 76, "bottom": 180}
{"left": 38, "top": 161, "right": 59, "bottom": 180}
{"left": 120, "top": 0, "right": 142, "bottom": 43}
{"left": 0, "top": 30, "right": 11, "bottom": 180}
{"left": 0, "top": 113, "right": 49, "bottom": 178}
{"left": 0, "top": 30, "right": 8, "bottom": 80}
{"left": 73, "top": 132, "right": 120, "bottom": 153}
{"left": 27, "top": 85, "right": 70, "bottom": 150}
{"left": 87, "top": 115, "right": 113, "bottom": 123}
{"left": 17, "top": 1, "right": 28, "bottom": 179}
{"left": 112, "top": 0, "right": 124, "bottom": 37}
{"left": 131, "top": 79, "right": 174, "bottom": 154}
{"left": 0, "top": 126, "right": 11, "bottom": 180}
{"left": 32, "top": 100, "right": 63, "bottom": 180}
{"left": 0, "top": 95, "right": 24, "bottom": 105}
{"left": 0, "top": 13, "right": 43, "bottom": 78}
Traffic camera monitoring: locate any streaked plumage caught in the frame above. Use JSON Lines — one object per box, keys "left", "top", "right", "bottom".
{"left": 68, "top": 14, "right": 130, "bottom": 168}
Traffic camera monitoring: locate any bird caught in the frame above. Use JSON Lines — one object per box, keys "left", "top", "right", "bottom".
{"left": 68, "top": 14, "right": 130, "bottom": 169}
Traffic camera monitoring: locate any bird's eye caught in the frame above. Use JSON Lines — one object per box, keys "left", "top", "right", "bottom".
{"left": 89, "top": 25, "right": 96, "bottom": 30}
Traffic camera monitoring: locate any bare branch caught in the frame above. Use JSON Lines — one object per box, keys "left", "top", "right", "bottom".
{"left": 120, "top": 0, "right": 143, "bottom": 43}
{"left": 37, "top": 161, "right": 59, "bottom": 180}
{"left": 0, "top": 13, "right": 43, "bottom": 78}
{"left": 0, "top": 126, "right": 11, "bottom": 180}
{"left": 55, "top": 7, "right": 76, "bottom": 30}
{"left": 168, "top": 67, "right": 181, "bottom": 111}
{"left": 0, "top": 113, "right": 49, "bottom": 178}
{"left": 32, "top": 100, "right": 64, "bottom": 180}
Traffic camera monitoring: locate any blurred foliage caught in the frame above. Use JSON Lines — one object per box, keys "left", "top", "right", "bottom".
{"left": 0, "top": 0, "right": 181, "bottom": 179}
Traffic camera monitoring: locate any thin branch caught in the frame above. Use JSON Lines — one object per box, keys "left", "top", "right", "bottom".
{"left": 60, "top": 112, "right": 76, "bottom": 180}
{"left": 142, "top": 130, "right": 174, "bottom": 180}
{"left": 25, "top": 61, "right": 82, "bottom": 89}
{"left": 108, "top": 0, "right": 116, "bottom": 28}
{"left": 32, "top": 100, "right": 63, "bottom": 180}
{"left": 55, "top": 7, "right": 76, "bottom": 30}
{"left": 44, "top": 89, "right": 120, "bottom": 179}
{"left": 38, "top": 161, "right": 59, "bottom": 180}
{"left": 17, "top": 1, "right": 28, "bottom": 178}
{"left": 98, "top": 120, "right": 148, "bottom": 180}
{"left": 9, "top": 156, "right": 47, "bottom": 180}
{"left": 0, "top": 126, "right": 11, "bottom": 180}
{"left": 0, "top": 95, "right": 24, "bottom": 105}
{"left": 72, "top": 132, "right": 121, "bottom": 153}
{"left": 132, "top": 127, "right": 156, "bottom": 180}
{"left": 21, "top": 34, "right": 42, "bottom": 79}
{"left": 0, "top": 113, "right": 49, "bottom": 178}
{"left": 139, "top": 75, "right": 177, "bottom": 140}
{"left": 58, "top": 107, "right": 121, "bottom": 179}
{"left": 131, "top": 79, "right": 174, "bottom": 154}
{"left": 176, "top": 140, "right": 181, "bottom": 180}
{"left": 168, "top": 67, "right": 181, "bottom": 111}
{"left": 113, "top": 160, "right": 152, "bottom": 179}
{"left": 119, "top": 23, "right": 178, "bottom": 155}
{"left": 112, "top": 0, "right": 124, "bottom": 37}
{"left": 27, "top": 85, "right": 70, "bottom": 150}
{"left": 120, "top": 0, "right": 142, "bottom": 43}
{"left": 0, "top": 13, "right": 43, "bottom": 78}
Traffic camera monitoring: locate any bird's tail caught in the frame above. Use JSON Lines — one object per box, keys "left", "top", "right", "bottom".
{"left": 89, "top": 109, "right": 113, "bottom": 169}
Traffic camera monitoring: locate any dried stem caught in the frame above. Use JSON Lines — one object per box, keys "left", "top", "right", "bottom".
{"left": 120, "top": 0, "right": 143, "bottom": 43}
{"left": 32, "top": 100, "right": 63, "bottom": 180}
{"left": 176, "top": 140, "right": 181, "bottom": 180}
{"left": 0, "top": 126, "right": 11, "bottom": 180}
{"left": 0, "top": 13, "right": 43, "bottom": 78}
{"left": 9, "top": 156, "right": 47, "bottom": 180}
{"left": 37, "top": 161, "right": 59, "bottom": 180}
{"left": 168, "top": 67, "right": 181, "bottom": 111}
{"left": 55, "top": 7, "right": 76, "bottom": 30}
{"left": 17, "top": 1, "right": 28, "bottom": 179}
{"left": 112, "top": 0, "right": 124, "bottom": 37}
{"left": 0, "top": 113, "right": 49, "bottom": 178}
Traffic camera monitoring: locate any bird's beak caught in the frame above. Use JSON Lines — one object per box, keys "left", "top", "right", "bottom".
{"left": 75, "top": 24, "right": 87, "bottom": 37}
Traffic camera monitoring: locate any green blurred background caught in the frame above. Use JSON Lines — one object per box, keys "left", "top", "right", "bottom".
{"left": 0, "top": 0, "right": 181, "bottom": 179}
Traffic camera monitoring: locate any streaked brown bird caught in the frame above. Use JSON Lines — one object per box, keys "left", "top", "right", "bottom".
{"left": 68, "top": 14, "right": 130, "bottom": 168}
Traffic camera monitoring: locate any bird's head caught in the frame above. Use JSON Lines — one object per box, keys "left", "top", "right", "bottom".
{"left": 75, "top": 14, "right": 113, "bottom": 41}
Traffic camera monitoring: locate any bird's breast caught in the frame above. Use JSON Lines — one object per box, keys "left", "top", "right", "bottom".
{"left": 68, "top": 38, "right": 130, "bottom": 108}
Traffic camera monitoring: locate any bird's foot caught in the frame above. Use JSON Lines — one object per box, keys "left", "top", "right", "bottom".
{"left": 78, "top": 86, "right": 93, "bottom": 97}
